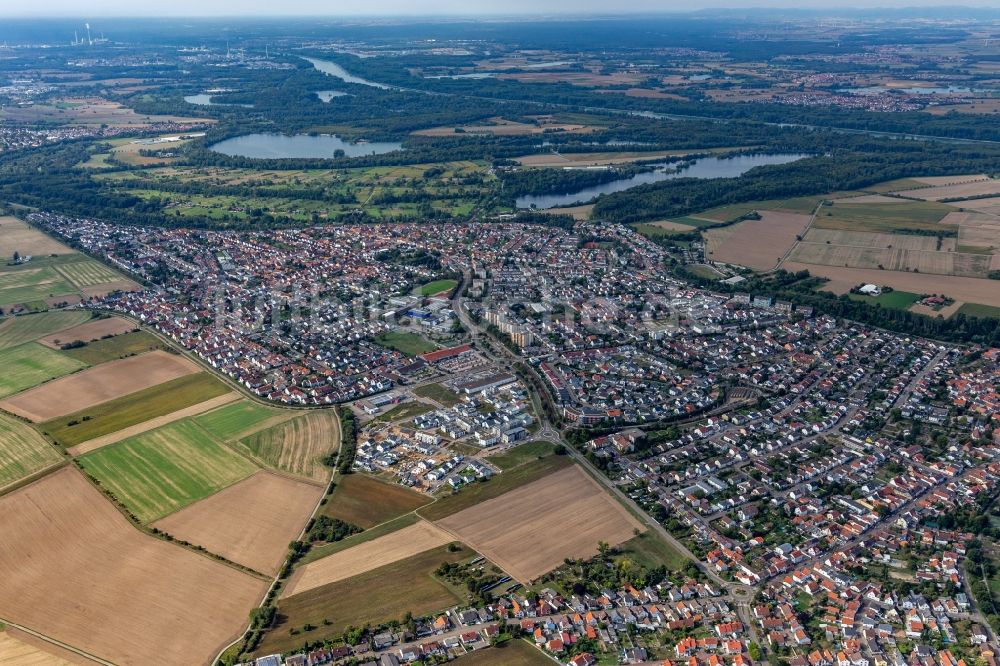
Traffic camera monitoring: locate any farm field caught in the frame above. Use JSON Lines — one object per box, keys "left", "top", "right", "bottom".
{"left": 786, "top": 243, "right": 991, "bottom": 277}
{"left": 0, "top": 467, "right": 265, "bottom": 666}
{"left": 0, "top": 216, "right": 73, "bottom": 258}
{"left": 78, "top": 419, "right": 258, "bottom": 523}
{"left": 0, "top": 343, "right": 87, "bottom": 399}
{"left": 692, "top": 195, "right": 825, "bottom": 222}
{"left": 452, "top": 639, "right": 553, "bottom": 666}
{"left": 812, "top": 199, "right": 955, "bottom": 233}
{"left": 236, "top": 410, "right": 340, "bottom": 482}
{"left": 782, "top": 262, "right": 1000, "bottom": 308}
{"left": 35, "top": 315, "right": 135, "bottom": 348}
{"left": 0, "top": 350, "right": 198, "bottom": 421}
{"left": 0, "top": 311, "right": 92, "bottom": 351}
{"left": 52, "top": 260, "right": 125, "bottom": 289}
{"left": 301, "top": 514, "right": 420, "bottom": 565}
{"left": 0, "top": 97, "right": 211, "bottom": 127}
{"left": 258, "top": 543, "right": 471, "bottom": 656}
{"left": 0, "top": 265, "right": 76, "bottom": 307}
{"left": 0, "top": 628, "right": 84, "bottom": 666}
{"left": 67, "top": 392, "right": 240, "bottom": 456}
{"left": 436, "top": 464, "right": 643, "bottom": 582}
{"left": 319, "top": 473, "right": 430, "bottom": 528}
{"left": 152, "top": 470, "right": 324, "bottom": 575}
{"left": 61, "top": 330, "right": 165, "bottom": 365}
{"left": 374, "top": 330, "right": 437, "bottom": 356}
{"left": 194, "top": 399, "right": 292, "bottom": 442}
{"left": 957, "top": 303, "right": 1000, "bottom": 319}
{"left": 0, "top": 411, "right": 63, "bottom": 490}
{"left": 896, "top": 177, "right": 1000, "bottom": 201}
{"left": 704, "top": 210, "right": 812, "bottom": 270}
{"left": 39, "top": 372, "right": 230, "bottom": 447}
{"left": 281, "top": 519, "right": 454, "bottom": 597}
{"left": 418, "top": 452, "right": 572, "bottom": 521}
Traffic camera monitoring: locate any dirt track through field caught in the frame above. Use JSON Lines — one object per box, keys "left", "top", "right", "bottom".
{"left": 67, "top": 392, "right": 240, "bottom": 456}
{"left": 435, "top": 464, "right": 643, "bottom": 582}
{"left": 0, "top": 467, "right": 266, "bottom": 666}
{"left": 0, "top": 628, "right": 94, "bottom": 665}
{"left": 281, "top": 520, "right": 453, "bottom": 598}
{"left": 153, "top": 471, "right": 324, "bottom": 575}
{"left": 0, "top": 350, "right": 198, "bottom": 422}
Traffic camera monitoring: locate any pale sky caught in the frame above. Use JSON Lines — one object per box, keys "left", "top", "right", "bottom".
{"left": 4, "top": 0, "right": 1000, "bottom": 17}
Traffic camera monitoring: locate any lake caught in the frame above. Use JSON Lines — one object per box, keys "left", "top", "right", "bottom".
{"left": 209, "top": 133, "right": 403, "bottom": 159}
{"left": 303, "top": 56, "right": 394, "bottom": 90}
{"left": 315, "top": 90, "right": 349, "bottom": 102}
{"left": 184, "top": 94, "right": 253, "bottom": 108}
{"left": 515, "top": 153, "right": 809, "bottom": 209}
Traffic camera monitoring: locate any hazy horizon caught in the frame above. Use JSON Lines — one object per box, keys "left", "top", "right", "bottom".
{"left": 3, "top": 1, "right": 1000, "bottom": 18}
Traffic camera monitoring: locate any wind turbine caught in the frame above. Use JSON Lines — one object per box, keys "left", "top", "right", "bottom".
{"left": 85, "top": 23, "right": 92, "bottom": 46}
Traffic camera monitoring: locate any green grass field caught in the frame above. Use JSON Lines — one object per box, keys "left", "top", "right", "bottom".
{"left": 257, "top": 544, "right": 471, "bottom": 656}
{"left": 412, "top": 382, "right": 461, "bottom": 406}
{"left": 619, "top": 530, "right": 690, "bottom": 572}
{"left": 813, "top": 199, "right": 955, "bottom": 233}
{"left": 418, "top": 453, "right": 572, "bottom": 521}
{"left": 372, "top": 400, "right": 434, "bottom": 423}
{"left": 958, "top": 302, "right": 1000, "bottom": 319}
{"left": 40, "top": 372, "right": 230, "bottom": 447}
{"left": 452, "top": 640, "right": 553, "bottom": 666}
{"left": 486, "top": 441, "right": 555, "bottom": 471}
{"left": 319, "top": 473, "right": 430, "bottom": 529}
{"left": 235, "top": 411, "right": 339, "bottom": 481}
{"left": 0, "top": 265, "right": 76, "bottom": 306}
{"left": 78, "top": 419, "right": 258, "bottom": 523}
{"left": 0, "top": 311, "right": 92, "bottom": 351}
{"left": 847, "top": 290, "right": 922, "bottom": 310}
{"left": 374, "top": 330, "right": 437, "bottom": 357}
{"left": 0, "top": 343, "right": 87, "bottom": 398}
{"left": 0, "top": 411, "right": 63, "bottom": 489}
{"left": 61, "top": 330, "right": 164, "bottom": 365}
{"left": 194, "top": 399, "right": 286, "bottom": 442}
{"left": 53, "top": 260, "right": 123, "bottom": 288}
{"left": 419, "top": 279, "right": 458, "bottom": 296}
{"left": 695, "top": 195, "right": 825, "bottom": 222}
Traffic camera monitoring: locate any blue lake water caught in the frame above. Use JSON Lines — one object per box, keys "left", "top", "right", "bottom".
{"left": 516, "top": 153, "right": 810, "bottom": 209}
{"left": 209, "top": 133, "right": 403, "bottom": 159}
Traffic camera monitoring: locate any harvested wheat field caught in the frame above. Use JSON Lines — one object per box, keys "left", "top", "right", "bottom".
{"left": 783, "top": 261, "right": 1000, "bottom": 307}
{"left": 0, "top": 350, "right": 198, "bottom": 422}
{"left": 0, "top": 467, "right": 266, "bottom": 666}
{"left": 958, "top": 197, "right": 1000, "bottom": 217}
{"left": 236, "top": 410, "right": 340, "bottom": 482}
{"left": 704, "top": 211, "right": 812, "bottom": 270}
{"left": 899, "top": 178, "right": 1000, "bottom": 201}
{"left": 281, "top": 520, "right": 453, "bottom": 598}
{"left": 0, "top": 628, "right": 90, "bottom": 666}
{"left": 0, "top": 411, "right": 63, "bottom": 490}
{"left": 67, "top": 392, "right": 240, "bottom": 456}
{"left": 37, "top": 316, "right": 135, "bottom": 349}
{"left": 801, "top": 228, "right": 941, "bottom": 250}
{"left": 909, "top": 174, "right": 988, "bottom": 187}
{"left": 0, "top": 217, "right": 73, "bottom": 258}
{"left": 153, "top": 470, "right": 323, "bottom": 575}
{"left": 786, "top": 243, "right": 990, "bottom": 277}
{"left": 436, "top": 464, "right": 643, "bottom": 583}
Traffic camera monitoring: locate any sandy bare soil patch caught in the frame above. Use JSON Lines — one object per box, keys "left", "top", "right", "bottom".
{"left": 910, "top": 301, "right": 965, "bottom": 319}
{"left": 0, "top": 217, "right": 74, "bottom": 258}
{"left": 910, "top": 174, "right": 987, "bottom": 187}
{"left": 0, "top": 350, "right": 198, "bottom": 422}
{"left": 436, "top": 465, "right": 642, "bottom": 583}
{"left": 37, "top": 316, "right": 135, "bottom": 349}
{"left": 783, "top": 261, "right": 1000, "bottom": 307}
{"left": 646, "top": 220, "right": 700, "bottom": 232}
{"left": 67, "top": 392, "right": 240, "bottom": 456}
{"left": 0, "top": 467, "right": 266, "bottom": 666}
{"left": 153, "top": 471, "right": 324, "bottom": 575}
{"left": 281, "top": 520, "right": 453, "bottom": 598}
{"left": 898, "top": 178, "right": 1000, "bottom": 201}
{"left": 705, "top": 211, "right": 812, "bottom": 271}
